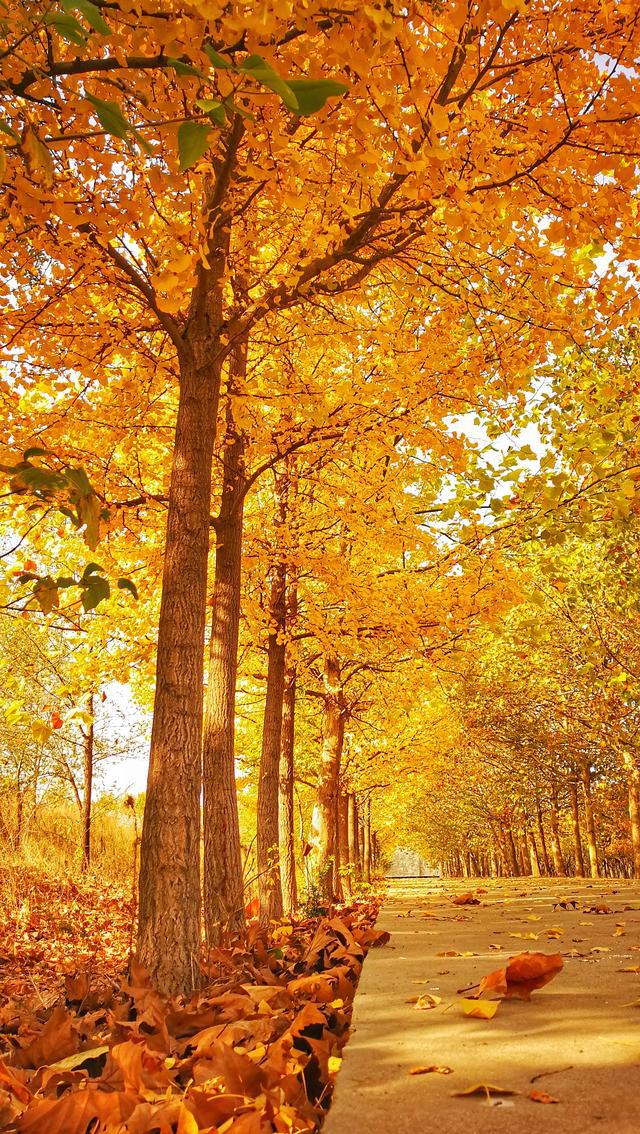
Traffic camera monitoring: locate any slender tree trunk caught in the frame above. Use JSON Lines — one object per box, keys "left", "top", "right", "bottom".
{"left": 203, "top": 368, "right": 247, "bottom": 946}
{"left": 347, "top": 793, "right": 359, "bottom": 881}
{"left": 279, "top": 642, "right": 298, "bottom": 916}
{"left": 504, "top": 824, "right": 519, "bottom": 876}
{"left": 549, "top": 785, "right": 565, "bottom": 876}
{"left": 569, "top": 779, "right": 585, "bottom": 877}
{"left": 339, "top": 793, "right": 351, "bottom": 896}
{"left": 81, "top": 695, "right": 94, "bottom": 872}
{"left": 333, "top": 789, "right": 344, "bottom": 901}
{"left": 257, "top": 563, "right": 286, "bottom": 922}
{"left": 580, "top": 765, "right": 600, "bottom": 878}
{"left": 525, "top": 825, "right": 541, "bottom": 876}
{"left": 626, "top": 757, "right": 640, "bottom": 879}
{"left": 363, "top": 795, "right": 372, "bottom": 883}
{"left": 535, "top": 798, "right": 550, "bottom": 874}
{"left": 308, "top": 656, "right": 345, "bottom": 902}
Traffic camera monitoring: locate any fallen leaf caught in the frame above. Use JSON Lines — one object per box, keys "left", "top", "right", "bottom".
{"left": 460, "top": 999, "right": 499, "bottom": 1019}
{"left": 451, "top": 893, "right": 480, "bottom": 906}
{"left": 414, "top": 994, "right": 442, "bottom": 1010}
{"left": 452, "top": 1083, "right": 517, "bottom": 1099}
{"left": 480, "top": 952, "right": 563, "bottom": 1000}
{"left": 409, "top": 1065, "right": 453, "bottom": 1076}
{"left": 509, "top": 932, "right": 539, "bottom": 940}
{"left": 529, "top": 1089, "right": 559, "bottom": 1104}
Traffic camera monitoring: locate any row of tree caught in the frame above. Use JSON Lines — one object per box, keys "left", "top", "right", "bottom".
{"left": 2, "top": 1, "right": 640, "bottom": 993}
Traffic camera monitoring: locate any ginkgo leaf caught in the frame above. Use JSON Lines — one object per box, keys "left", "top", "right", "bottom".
{"left": 409, "top": 1065, "right": 453, "bottom": 1075}
{"left": 178, "top": 121, "right": 211, "bottom": 171}
{"left": 460, "top": 998, "right": 500, "bottom": 1019}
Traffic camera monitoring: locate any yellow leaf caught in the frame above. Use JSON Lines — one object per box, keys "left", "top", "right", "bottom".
{"left": 460, "top": 998, "right": 499, "bottom": 1019}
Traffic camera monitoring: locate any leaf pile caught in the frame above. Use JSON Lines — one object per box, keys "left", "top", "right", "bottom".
{"left": 0, "top": 905, "right": 387, "bottom": 1133}
{"left": 0, "top": 872, "right": 135, "bottom": 1001}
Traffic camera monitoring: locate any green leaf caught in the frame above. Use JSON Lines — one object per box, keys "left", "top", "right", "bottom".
{"left": 195, "top": 98, "right": 226, "bottom": 127}
{"left": 0, "top": 120, "right": 18, "bottom": 141}
{"left": 239, "top": 55, "right": 298, "bottom": 112}
{"left": 167, "top": 57, "right": 206, "bottom": 78}
{"left": 81, "top": 575, "right": 110, "bottom": 612}
{"left": 203, "top": 44, "right": 230, "bottom": 69}
{"left": 286, "top": 78, "right": 348, "bottom": 116}
{"left": 85, "top": 93, "right": 131, "bottom": 140}
{"left": 45, "top": 12, "right": 87, "bottom": 44}
{"left": 64, "top": 466, "right": 94, "bottom": 496}
{"left": 23, "top": 446, "right": 52, "bottom": 460}
{"left": 62, "top": 0, "right": 110, "bottom": 34}
{"left": 118, "top": 577, "right": 139, "bottom": 600}
{"left": 81, "top": 562, "right": 105, "bottom": 579}
{"left": 177, "top": 120, "right": 211, "bottom": 171}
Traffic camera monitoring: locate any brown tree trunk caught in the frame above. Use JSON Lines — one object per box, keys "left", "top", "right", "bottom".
{"left": 569, "top": 779, "right": 585, "bottom": 877}
{"left": 535, "top": 798, "right": 550, "bottom": 874}
{"left": 580, "top": 764, "right": 600, "bottom": 878}
{"left": 347, "top": 793, "right": 360, "bottom": 881}
{"left": 203, "top": 374, "right": 247, "bottom": 946}
{"left": 138, "top": 347, "right": 223, "bottom": 993}
{"left": 308, "top": 656, "right": 345, "bottom": 902}
{"left": 81, "top": 695, "right": 94, "bottom": 872}
{"left": 525, "top": 825, "right": 541, "bottom": 876}
{"left": 504, "top": 824, "right": 519, "bottom": 876}
{"left": 549, "top": 785, "right": 565, "bottom": 876}
{"left": 279, "top": 635, "right": 298, "bottom": 916}
{"left": 363, "top": 795, "right": 372, "bottom": 883}
{"left": 257, "top": 563, "right": 286, "bottom": 922}
{"left": 626, "top": 756, "right": 640, "bottom": 879}
{"left": 339, "top": 794, "right": 351, "bottom": 896}
{"left": 137, "top": 124, "right": 242, "bottom": 995}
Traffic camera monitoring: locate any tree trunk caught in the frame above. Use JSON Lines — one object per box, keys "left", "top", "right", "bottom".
{"left": 525, "top": 825, "right": 541, "bottom": 876}
{"left": 81, "top": 695, "right": 94, "bottom": 872}
{"left": 339, "top": 794, "right": 351, "bottom": 896}
{"left": 504, "top": 824, "right": 519, "bottom": 876}
{"left": 535, "top": 798, "right": 550, "bottom": 874}
{"left": 279, "top": 633, "right": 298, "bottom": 916}
{"left": 347, "top": 793, "right": 359, "bottom": 881}
{"left": 580, "top": 765, "right": 600, "bottom": 878}
{"left": 257, "top": 563, "right": 286, "bottom": 922}
{"left": 363, "top": 795, "right": 372, "bottom": 883}
{"left": 548, "top": 785, "right": 565, "bottom": 875}
{"left": 203, "top": 370, "right": 247, "bottom": 947}
{"left": 569, "top": 779, "right": 585, "bottom": 877}
{"left": 626, "top": 756, "right": 640, "bottom": 879}
{"left": 137, "top": 345, "right": 223, "bottom": 993}
{"left": 308, "top": 656, "right": 345, "bottom": 903}
{"left": 137, "top": 122, "right": 243, "bottom": 994}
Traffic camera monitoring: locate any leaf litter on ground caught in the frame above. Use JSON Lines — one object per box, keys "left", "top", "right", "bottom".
{"left": 0, "top": 888, "right": 388, "bottom": 1133}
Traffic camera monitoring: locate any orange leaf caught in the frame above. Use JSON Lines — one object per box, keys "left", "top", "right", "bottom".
{"left": 480, "top": 952, "right": 563, "bottom": 1000}
{"left": 529, "top": 1089, "right": 559, "bottom": 1104}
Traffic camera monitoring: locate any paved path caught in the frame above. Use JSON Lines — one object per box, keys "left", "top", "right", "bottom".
{"left": 326, "top": 878, "right": 640, "bottom": 1133}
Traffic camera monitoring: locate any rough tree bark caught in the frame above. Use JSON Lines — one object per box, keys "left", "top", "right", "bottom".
{"left": 137, "top": 123, "right": 243, "bottom": 994}
{"left": 202, "top": 347, "right": 248, "bottom": 946}
{"left": 257, "top": 561, "right": 287, "bottom": 922}
{"left": 308, "top": 656, "right": 345, "bottom": 902}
